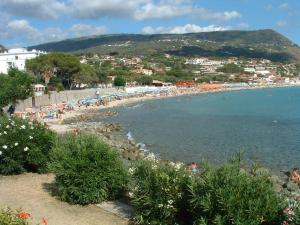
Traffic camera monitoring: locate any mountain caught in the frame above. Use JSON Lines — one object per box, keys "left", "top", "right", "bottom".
{"left": 29, "top": 29, "right": 300, "bottom": 62}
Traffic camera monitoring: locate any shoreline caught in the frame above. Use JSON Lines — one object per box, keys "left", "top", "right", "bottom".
{"left": 46, "top": 84, "right": 300, "bottom": 133}
{"left": 44, "top": 84, "right": 300, "bottom": 201}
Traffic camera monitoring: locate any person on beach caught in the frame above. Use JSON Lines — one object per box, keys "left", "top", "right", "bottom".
{"left": 95, "top": 90, "right": 100, "bottom": 99}
{"left": 290, "top": 168, "right": 300, "bottom": 182}
{"left": 189, "top": 162, "right": 199, "bottom": 174}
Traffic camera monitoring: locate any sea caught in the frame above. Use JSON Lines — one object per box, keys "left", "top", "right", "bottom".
{"left": 102, "top": 87, "right": 300, "bottom": 172}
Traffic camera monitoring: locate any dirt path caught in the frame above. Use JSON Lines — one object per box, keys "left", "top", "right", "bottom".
{"left": 0, "top": 173, "right": 128, "bottom": 225}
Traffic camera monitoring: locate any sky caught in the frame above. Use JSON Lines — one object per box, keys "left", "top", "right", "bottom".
{"left": 0, "top": 0, "right": 299, "bottom": 47}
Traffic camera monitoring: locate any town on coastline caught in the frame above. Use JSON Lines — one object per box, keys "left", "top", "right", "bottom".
{"left": 1, "top": 46, "right": 300, "bottom": 225}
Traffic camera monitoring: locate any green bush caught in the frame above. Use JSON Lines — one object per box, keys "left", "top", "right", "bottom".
{"left": 0, "top": 208, "right": 30, "bottom": 225}
{"left": 130, "top": 154, "right": 190, "bottom": 225}
{"left": 50, "top": 133, "right": 129, "bottom": 205}
{"left": 113, "top": 75, "right": 126, "bottom": 87}
{"left": 188, "top": 157, "right": 286, "bottom": 225}
{"left": 284, "top": 199, "right": 300, "bottom": 225}
{"left": 130, "top": 154, "right": 288, "bottom": 225}
{"left": 0, "top": 116, "right": 56, "bottom": 175}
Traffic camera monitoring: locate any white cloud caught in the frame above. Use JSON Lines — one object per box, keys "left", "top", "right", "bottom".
{"left": 193, "top": 8, "right": 241, "bottom": 21}
{"left": 3, "top": 20, "right": 39, "bottom": 39}
{"left": 0, "top": 0, "right": 67, "bottom": 19}
{"left": 69, "top": 0, "right": 147, "bottom": 19}
{"left": 134, "top": 1, "right": 191, "bottom": 20}
{"left": 0, "top": 19, "right": 107, "bottom": 45}
{"left": 142, "top": 24, "right": 230, "bottom": 34}
{"left": 69, "top": 24, "right": 108, "bottom": 37}
{"left": 277, "top": 20, "right": 288, "bottom": 27}
{"left": 0, "top": 0, "right": 242, "bottom": 22}
{"left": 279, "top": 3, "right": 289, "bottom": 11}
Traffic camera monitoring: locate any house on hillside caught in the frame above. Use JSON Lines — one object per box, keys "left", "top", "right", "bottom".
{"left": 0, "top": 48, "right": 46, "bottom": 74}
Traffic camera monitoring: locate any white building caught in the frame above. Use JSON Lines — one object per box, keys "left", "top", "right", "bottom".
{"left": 0, "top": 48, "right": 45, "bottom": 74}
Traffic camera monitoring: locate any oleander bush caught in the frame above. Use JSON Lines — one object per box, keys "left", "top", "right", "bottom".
{"left": 130, "top": 154, "right": 289, "bottom": 225}
{"left": 0, "top": 208, "right": 30, "bottom": 225}
{"left": 188, "top": 157, "right": 286, "bottom": 225}
{"left": 0, "top": 116, "right": 56, "bottom": 175}
{"left": 130, "top": 154, "right": 190, "bottom": 225}
{"left": 285, "top": 199, "right": 300, "bottom": 225}
{"left": 50, "top": 133, "right": 129, "bottom": 205}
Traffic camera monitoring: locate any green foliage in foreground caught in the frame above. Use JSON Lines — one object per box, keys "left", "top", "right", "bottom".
{"left": 0, "top": 116, "right": 56, "bottom": 175}
{"left": 50, "top": 133, "right": 129, "bottom": 205}
{"left": 0, "top": 69, "right": 34, "bottom": 109}
{"left": 130, "top": 155, "right": 290, "bottom": 225}
{"left": 0, "top": 208, "right": 30, "bottom": 225}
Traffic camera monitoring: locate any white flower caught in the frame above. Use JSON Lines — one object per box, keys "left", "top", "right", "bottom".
{"left": 2, "top": 145, "right": 8, "bottom": 149}
{"left": 24, "top": 147, "right": 29, "bottom": 152}
{"left": 0, "top": 133, "right": 2, "bottom": 136}
{"left": 174, "top": 162, "right": 184, "bottom": 171}
{"left": 0, "top": 151, "right": 2, "bottom": 155}
{"left": 14, "top": 142, "right": 18, "bottom": 146}
{"left": 169, "top": 162, "right": 175, "bottom": 167}
{"left": 20, "top": 125, "right": 26, "bottom": 129}
{"left": 167, "top": 200, "right": 174, "bottom": 205}
{"left": 6, "top": 125, "right": 10, "bottom": 128}
{"left": 128, "top": 192, "right": 134, "bottom": 198}
{"left": 145, "top": 153, "right": 158, "bottom": 162}
{"left": 30, "top": 126, "right": 34, "bottom": 130}
{"left": 152, "top": 164, "right": 157, "bottom": 170}
{"left": 158, "top": 204, "right": 163, "bottom": 208}
{"left": 29, "top": 136, "right": 33, "bottom": 140}
{"left": 3, "top": 131, "right": 7, "bottom": 135}
{"left": 128, "top": 167, "right": 135, "bottom": 175}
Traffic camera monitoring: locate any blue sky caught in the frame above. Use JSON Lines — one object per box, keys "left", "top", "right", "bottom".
{"left": 0, "top": 0, "right": 299, "bottom": 47}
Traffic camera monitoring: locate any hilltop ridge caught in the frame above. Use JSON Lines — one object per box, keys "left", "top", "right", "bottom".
{"left": 28, "top": 29, "right": 300, "bottom": 62}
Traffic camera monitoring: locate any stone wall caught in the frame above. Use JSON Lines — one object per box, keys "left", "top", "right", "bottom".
{"left": 16, "top": 88, "right": 121, "bottom": 111}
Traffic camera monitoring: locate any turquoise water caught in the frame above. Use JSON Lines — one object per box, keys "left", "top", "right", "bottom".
{"left": 104, "top": 87, "right": 300, "bottom": 171}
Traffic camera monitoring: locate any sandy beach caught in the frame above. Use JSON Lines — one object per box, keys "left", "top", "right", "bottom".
{"left": 45, "top": 84, "right": 300, "bottom": 134}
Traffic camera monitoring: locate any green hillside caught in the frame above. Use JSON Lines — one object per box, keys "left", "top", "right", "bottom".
{"left": 28, "top": 29, "right": 300, "bottom": 62}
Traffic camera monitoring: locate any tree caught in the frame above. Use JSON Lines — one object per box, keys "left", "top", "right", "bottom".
{"left": 26, "top": 52, "right": 81, "bottom": 89}
{"left": 138, "top": 75, "right": 153, "bottom": 85}
{"left": 96, "top": 68, "right": 108, "bottom": 83}
{"left": 113, "top": 75, "right": 126, "bottom": 87}
{"left": 0, "top": 68, "right": 34, "bottom": 109}
{"left": 73, "top": 64, "right": 99, "bottom": 86}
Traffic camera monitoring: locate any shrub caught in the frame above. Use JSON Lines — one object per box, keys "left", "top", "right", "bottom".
{"left": 284, "top": 199, "right": 300, "bottom": 225}
{"left": 188, "top": 157, "right": 286, "bottom": 225}
{"left": 130, "top": 154, "right": 289, "bottom": 225}
{"left": 130, "top": 154, "right": 190, "bottom": 225}
{"left": 114, "top": 75, "right": 126, "bottom": 87}
{"left": 0, "top": 116, "right": 56, "bottom": 175}
{"left": 0, "top": 208, "right": 30, "bottom": 225}
{"left": 50, "top": 133, "right": 129, "bottom": 205}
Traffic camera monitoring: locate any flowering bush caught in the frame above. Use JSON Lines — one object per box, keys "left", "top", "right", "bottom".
{"left": 284, "top": 199, "right": 300, "bottom": 225}
{"left": 188, "top": 157, "right": 286, "bottom": 225}
{"left": 130, "top": 154, "right": 190, "bottom": 225}
{"left": 130, "top": 154, "right": 290, "bottom": 225}
{"left": 0, "top": 208, "right": 30, "bottom": 225}
{"left": 50, "top": 133, "right": 129, "bottom": 205}
{"left": 0, "top": 116, "right": 56, "bottom": 175}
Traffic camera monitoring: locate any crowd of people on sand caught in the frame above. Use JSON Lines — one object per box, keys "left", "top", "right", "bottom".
{"left": 10, "top": 87, "right": 207, "bottom": 124}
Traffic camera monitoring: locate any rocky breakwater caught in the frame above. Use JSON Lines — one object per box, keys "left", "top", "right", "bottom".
{"left": 63, "top": 111, "right": 145, "bottom": 161}
{"left": 254, "top": 168, "right": 300, "bottom": 203}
